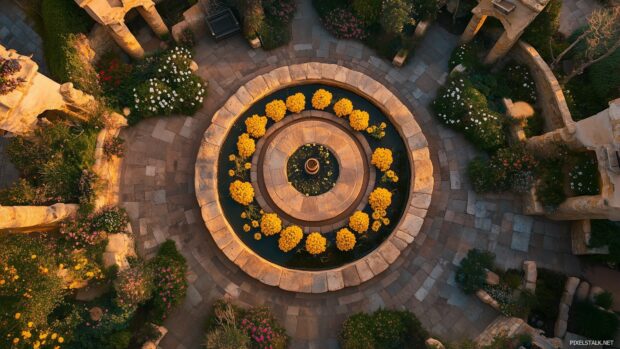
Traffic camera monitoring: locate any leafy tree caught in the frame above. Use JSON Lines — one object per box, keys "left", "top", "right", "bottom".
{"left": 380, "top": 0, "right": 414, "bottom": 34}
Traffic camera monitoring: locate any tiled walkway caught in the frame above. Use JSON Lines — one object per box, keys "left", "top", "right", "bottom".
{"left": 119, "top": 1, "right": 583, "bottom": 348}
{"left": 0, "top": 0, "right": 47, "bottom": 73}
{"left": 558, "top": 0, "right": 602, "bottom": 37}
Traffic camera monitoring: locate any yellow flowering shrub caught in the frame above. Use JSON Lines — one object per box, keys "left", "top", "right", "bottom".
{"left": 245, "top": 114, "right": 268, "bottom": 138}
{"left": 286, "top": 93, "right": 306, "bottom": 113}
{"left": 333, "top": 98, "right": 353, "bottom": 117}
{"left": 305, "top": 232, "right": 326, "bottom": 255}
{"left": 260, "top": 213, "right": 282, "bottom": 236}
{"left": 336, "top": 228, "right": 356, "bottom": 251}
{"left": 229, "top": 180, "right": 254, "bottom": 206}
{"left": 311, "top": 89, "right": 332, "bottom": 110}
{"left": 349, "top": 110, "right": 370, "bottom": 131}
{"left": 368, "top": 187, "right": 392, "bottom": 211}
{"left": 348, "top": 211, "right": 369, "bottom": 233}
{"left": 265, "top": 99, "right": 287, "bottom": 122}
{"left": 371, "top": 220, "right": 382, "bottom": 232}
{"left": 382, "top": 170, "right": 399, "bottom": 183}
{"left": 278, "top": 225, "right": 303, "bottom": 252}
{"left": 371, "top": 148, "right": 393, "bottom": 172}
{"left": 237, "top": 133, "right": 256, "bottom": 158}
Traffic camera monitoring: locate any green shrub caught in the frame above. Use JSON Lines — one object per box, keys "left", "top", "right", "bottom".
{"left": 588, "top": 48, "right": 620, "bottom": 105}
{"left": 501, "top": 63, "right": 537, "bottom": 104}
{"left": 568, "top": 152, "right": 600, "bottom": 196}
{"left": 340, "top": 309, "right": 428, "bottom": 349}
{"left": 0, "top": 121, "right": 98, "bottom": 205}
{"left": 594, "top": 291, "right": 614, "bottom": 310}
{"left": 531, "top": 268, "right": 565, "bottom": 331}
{"left": 521, "top": 0, "right": 561, "bottom": 60}
{"left": 502, "top": 269, "right": 523, "bottom": 290}
{"left": 448, "top": 42, "right": 481, "bottom": 70}
{"left": 523, "top": 112, "right": 545, "bottom": 138}
{"left": 570, "top": 301, "right": 619, "bottom": 340}
{"left": 589, "top": 220, "right": 620, "bottom": 265}
{"left": 114, "top": 264, "right": 154, "bottom": 310}
{"left": 455, "top": 249, "right": 495, "bottom": 294}
{"left": 63, "top": 33, "right": 102, "bottom": 96}
{"left": 107, "top": 330, "right": 132, "bottom": 349}
{"left": 411, "top": 0, "right": 439, "bottom": 21}
{"left": 0, "top": 234, "right": 67, "bottom": 329}
{"left": 536, "top": 159, "right": 566, "bottom": 209}
{"left": 352, "top": 0, "right": 382, "bottom": 22}
{"left": 91, "top": 206, "right": 130, "bottom": 234}
{"left": 380, "top": 0, "right": 413, "bottom": 34}
{"left": 147, "top": 240, "right": 188, "bottom": 324}
{"left": 41, "top": 0, "right": 93, "bottom": 82}
{"left": 258, "top": 19, "right": 291, "bottom": 50}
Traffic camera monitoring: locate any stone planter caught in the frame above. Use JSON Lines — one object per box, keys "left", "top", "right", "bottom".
{"left": 249, "top": 37, "right": 261, "bottom": 49}
{"left": 392, "top": 49, "right": 409, "bottom": 67}
{"left": 414, "top": 20, "right": 431, "bottom": 40}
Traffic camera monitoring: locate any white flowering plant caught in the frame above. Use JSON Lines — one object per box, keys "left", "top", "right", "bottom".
{"left": 568, "top": 153, "right": 600, "bottom": 196}
{"left": 432, "top": 74, "right": 506, "bottom": 151}
{"left": 502, "top": 64, "right": 537, "bottom": 104}
{"left": 128, "top": 46, "right": 206, "bottom": 124}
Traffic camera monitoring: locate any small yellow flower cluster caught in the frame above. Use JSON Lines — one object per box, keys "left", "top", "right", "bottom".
{"left": 333, "top": 98, "right": 353, "bottom": 117}
{"left": 278, "top": 225, "right": 303, "bottom": 252}
{"left": 229, "top": 180, "right": 254, "bottom": 206}
{"left": 305, "top": 232, "right": 326, "bottom": 255}
{"left": 245, "top": 114, "right": 268, "bottom": 138}
{"left": 311, "top": 89, "right": 332, "bottom": 110}
{"left": 237, "top": 133, "right": 256, "bottom": 159}
{"left": 349, "top": 110, "right": 369, "bottom": 131}
{"left": 286, "top": 93, "right": 306, "bottom": 113}
{"left": 368, "top": 187, "right": 392, "bottom": 211}
{"left": 371, "top": 210, "right": 390, "bottom": 232}
{"left": 336, "top": 228, "right": 356, "bottom": 251}
{"left": 260, "top": 213, "right": 282, "bottom": 236}
{"left": 366, "top": 122, "right": 387, "bottom": 139}
{"left": 371, "top": 148, "right": 393, "bottom": 172}
{"left": 265, "top": 99, "right": 287, "bottom": 122}
{"left": 348, "top": 211, "right": 369, "bottom": 233}
{"left": 383, "top": 170, "right": 399, "bottom": 183}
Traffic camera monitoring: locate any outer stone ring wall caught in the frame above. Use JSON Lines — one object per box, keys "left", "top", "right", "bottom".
{"left": 195, "top": 63, "right": 434, "bottom": 293}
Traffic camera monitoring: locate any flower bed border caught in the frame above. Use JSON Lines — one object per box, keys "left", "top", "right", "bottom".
{"left": 195, "top": 63, "right": 433, "bottom": 293}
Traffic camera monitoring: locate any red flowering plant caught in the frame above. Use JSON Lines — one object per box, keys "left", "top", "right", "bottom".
{"left": 322, "top": 8, "right": 368, "bottom": 40}
{"left": 240, "top": 306, "right": 289, "bottom": 349}
{"left": 468, "top": 145, "right": 538, "bottom": 193}
{"left": 96, "top": 54, "right": 132, "bottom": 92}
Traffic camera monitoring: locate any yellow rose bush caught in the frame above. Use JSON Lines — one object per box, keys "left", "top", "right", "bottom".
{"left": 245, "top": 114, "right": 267, "bottom": 138}
{"left": 236, "top": 133, "right": 256, "bottom": 158}
{"left": 229, "top": 180, "right": 254, "bottom": 206}
{"left": 371, "top": 148, "right": 393, "bottom": 172}
{"left": 265, "top": 99, "right": 287, "bottom": 122}
{"left": 336, "top": 228, "right": 356, "bottom": 251}
{"left": 348, "top": 211, "right": 369, "bottom": 233}
{"left": 349, "top": 110, "right": 369, "bottom": 131}
{"left": 286, "top": 93, "right": 306, "bottom": 113}
{"left": 260, "top": 213, "right": 282, "bottom": 236}
{"left": 305, "top": 232, "right": 326, "bottom": 255}
{"left": 278, "top": 225, "right": 303, "bottom": 252}
{"left": 311, "top": 89, "right": 332, "bottom": 110}
{"left": 333, "top": 98, "right": 353, "bottom": 117}
{"left": 368, "top": 187, "right": 392, "bottom": 211}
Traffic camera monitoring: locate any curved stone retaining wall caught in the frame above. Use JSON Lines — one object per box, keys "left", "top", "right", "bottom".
{"left": 195, "top": 62, "right": 434, "bottom": 293}
{"left": 511, "top": 41, "right": 574, "bottom": 131}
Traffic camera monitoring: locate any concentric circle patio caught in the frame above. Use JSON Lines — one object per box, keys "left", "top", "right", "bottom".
{"left": 118, "top": 1, "right": 582, "bottom": 347}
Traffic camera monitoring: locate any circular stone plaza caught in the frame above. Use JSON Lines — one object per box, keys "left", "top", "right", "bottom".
{"left": 1, "top": 0, "right": 619, "bottom": 348}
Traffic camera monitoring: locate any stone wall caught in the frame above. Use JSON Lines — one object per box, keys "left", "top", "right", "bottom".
{"left": 92, "top": 121, "right": 126, "bottom": 210}
{"left": 511, "top": 41, "right": 573, "bottom": 132}
{"left": 0, "top": 203, "right": 79, "bottom": 232}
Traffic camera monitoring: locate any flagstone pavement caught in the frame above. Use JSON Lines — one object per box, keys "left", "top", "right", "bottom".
{"left": 118, "top": 1, "right": 584, "bottom": 348}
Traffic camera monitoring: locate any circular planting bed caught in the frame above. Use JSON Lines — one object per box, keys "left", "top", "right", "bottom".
{"left": 196, "top": 63, "right": 433, "bottom": 292}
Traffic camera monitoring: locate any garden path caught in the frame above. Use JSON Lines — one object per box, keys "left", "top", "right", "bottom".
{"left": 119, "top": 0, "right": 584, "bottom": 348}
{"left": 0, "top": 0, "right": 47, "bottom": 73}
{"left": 558, "top": 0, "right": 602, "bottom": 37}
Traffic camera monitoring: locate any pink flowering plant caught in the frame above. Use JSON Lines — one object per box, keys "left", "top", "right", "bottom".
{"left": 114, "top": 264, "right": 154, "bottom": 310}
{"left": 0, "top": 57, "right": 22, "bottom": 95}
{"left": 322, "top": 8, "right": 368, "bottom": 40}
{"left": 240, "top": 307, "right": 289, "bottom": 349}
{"left": 147, "top": 240, "right": 188, "bottom": 323}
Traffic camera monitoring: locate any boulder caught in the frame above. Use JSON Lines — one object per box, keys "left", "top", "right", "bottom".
{"left": 476, "top": 289, "right": 500, "bottom": 311}
{"left": 425, "top": 338, "right": 446, "bottom": 349}
{"left": 554, "top": 319, "right": 567, "bottom": 338}
{"left": 89, "top": 307, "right": 103, "bottom": 321}
{"left": 575, "top": 281, "right": 590, "bottom": 301}
{"left": 486, "top": 270, "right": 500, "bottom": 286}
{"left": 103, "top": 233, "right": 136, "bottom": 271}
{"left": 564, "top": 277, "right": 580, "bottom": 300}
{"left": 523, "top": 261, "right": 537, "bottom": 292}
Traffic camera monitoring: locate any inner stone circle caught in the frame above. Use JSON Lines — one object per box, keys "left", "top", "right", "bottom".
{"left": 251, "top": 111, "right": 376, "bottom": 233}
